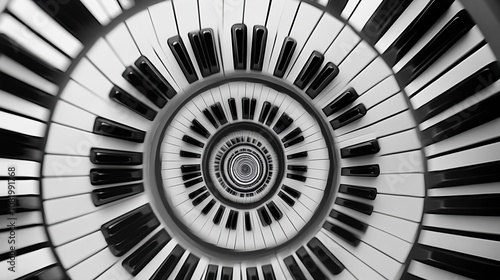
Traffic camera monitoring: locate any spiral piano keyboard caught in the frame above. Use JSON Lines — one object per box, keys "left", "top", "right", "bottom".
{"left": 1, "top": 0, "right": 500, "bottom": 279}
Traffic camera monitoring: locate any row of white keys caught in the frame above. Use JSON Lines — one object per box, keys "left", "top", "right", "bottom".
{"left": 106, "top": 23, "right": 141, "bottom": 66}
{"left": 427, "top": 141, "right": 500, "bottom": 172}
{"left": 0, "top": 248, "right": 57, "bottom": 280}
{"left": 219, "top": 0, "right": 244, "bottom": 74}
{"left": 51, "top": 100, "right": 95, "bottom": 132}
{"left": 341, "top": 0, "right": 361, "bottom": 20}
{"left": 340, "top": 173, "right": 425, "bottom": 197}
{"left": 55, "top": 230, "right": 107, "bottom": 269}
{"left": 260, "top": 0, "right": 286, "bottom": 73}
{"left": 44, "top": 193, "right": 100, "bottom": 224}
{"left": 0, "top": 89, "right": 50, "bottom": 122}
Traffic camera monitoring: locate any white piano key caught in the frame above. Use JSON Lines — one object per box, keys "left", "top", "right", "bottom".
{"left": 219, "top": 0, "right": 245, "bottom": 73}
{"left": 340, "top": 173, "right": 426, "bottom": 197}
{"left": 342, "top": 150, "right": 424, "bottom": 174}
{"left": 407, "top": 260, "right": 474, "bottom": 280}
{"left": 0, "top": 180, "right": 38, "bottom": 196}
{"left": 0, "top": 226, "right": 46, "bottom": 255}
{"left": 0, "top": 111, "right": 46, "bottom": 137}
{"left": 0, "top": 159, "right": 40, "bottom": 177}
{"left": 98, "top": 0, "right": 122, "bottom": 19}
{"left": 243, "top": 0, "right": 270, "bottom": 71}
{"left": 52, "top": 100, "right": 95, "bottom": 132}
{"left": 428, "top": 141, "right": 500, "bottom": 171}
{"left": 234, "top": 210, "right": 245, "bottom": 251}
{"left": 251, "top": 210, "right": 268, "bottom": 249}
{"left": 67, "top": 247, "right": 117, "bottom": 280}
{"left": 423, "top": 214, "right": 500, "bottom": 236}
{"left": 43, "top": 155, "right": 92, "bottom": 177}
{"left": 0, "top": 55, "right": 58, "bottom": 96}
{"left": 80, "top": 0, "right": 111, "bottom": 25}
{"left": 69, "top": 58, "right": 113, "bottom": 98}
{"left": 118, "top": 0, "right": 134, "bottom": 10}
{"left": 418, "top": 230, "right": 500, "bottom": 261}
{"left": 323, "top": 25, "right": 360, "bottom": 66}
{"left": 349, "top": 0, "right": 383, "bottom": 32}
{"left": 0, "top": 248, "right": 56, "bottom": 280}
{"left": 362, "top": 225, "right": 413, "bottom": 263}
{"left": 105, "top": 23, "right": 141, "bottom": 66}
{"left": 0, "top": 90, "right": 50, "bottom": 122}
{"left": 56, "top": 230, "right": 107, "bottom": 269}
{"left": 44, "top": 194, "right": 102, "bottom": 225}
{"left": 243, "top": 213, "right": 255, "bottom": 251}
{"left": 0, "top": 211, "right": 43, "bottom": 228}
{"left": 191, "top": 258, "right": 209, "bottom": 280}
{"left": 0, "top": 14, "right": 71, "bottom": 71}
{"left": 428, "top": 182, "right": 500, "bottom": 197}
{"left": 8, "top": 0, "right": 83, "bottom": 58}
{"left": 273, "top": 198, "right": 298, "bottom": 239}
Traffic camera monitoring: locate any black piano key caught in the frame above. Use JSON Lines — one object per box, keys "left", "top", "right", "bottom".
{"left": 245, "top": 212, "right": 252, "bottom": 231}
{"left": 168, "top": 36, "right": 198, "bottom": 83}
{"left": 265, "top": 106, "right": 279, "bottom": 126}
{"left": 288, "top": 165, "right": 308, "bottom": 172}
{"left": 151, "top": 244, "right": 185, "bottom": 280}
{"left": 0, "top": 195, "right": 40, "bottom": 215}
{"left": 174, "top": 254, "right": 199, "bottom": 280}
{"left": 232, "top": 23, "right": 247, "bottom": 70}
{"left": 202, "top": 199, "right": 216, "bottom": 214}
{"left": 189, "top": 30, "right": 212, "bottom": 77}
{"left": 192, "top": 192, "right": 210, "bottom": 206}
{"left": 273, "top": 113, "right": 293, "bottom": 134}
{"left": 251, "top": 25, "right": 268, "bottom": 71}
{"left": 287, "top": 151, "right": 308, "bottom": 160}
{"left": 325, "top": 0, "right": 348, "bottom": 16}
{"left": 205, "top": 264, "right": 218, "bottom": 280}
{"left": 135, "top": 56, "right": 176, "bottom": 99}
{"left": 330, "top": 210, "right": 368, "bottom": 232}
{"left": 179, "top": 150, "right": 201, "bottom": 158}
{"left": 122, "top": 230, "right": 170, "bottom": 276}
{"left": 427, "top": 160, "right": 500, "bottom": 189}
{"left": 383, "top": 0, "right": 455, "bottom": 67}
{"left": 181, "top": 164, "right": 201, "bottom": 173}
{"left": 278, "top": 191, "right": 295, "bottom": 207}
{"left": 89, "top": 168, "right": 142, "bottom": 186}
{"left": 246, "top": 267, "right": 259, "bottom": 280}
{"left": 262, "top": 264, "right": 276, "bottom": 280}
{"left": 250, "top": 98, "right": 257, "bottom": 119}
{"left": 340, "top": 139, "right": 380, "bottom": 158}
{"left": 225, "top": 210, "right": 239, "bottom": 230}
{"left": 322, "top": 88, "right": 359, "bottom": 117}
{"left": 221, "top": 267, "right": 233, "bottom": 280}
{"left": 335, "top": 197, "right": 373, "bottom": 215}
{"left": 190, "top": 119, "right": 211, "bottom": 138}
{"left": 362, "top": 0, "right": 413, "bottom": 44}
{"left": 203, "top": 109, "right": 219, "bottom": 129}
{"left": 188, "top": 186, "right": 207, "bottom": 199}
{"left": 0, "top": 72, "right": 55, "bottom": 109}
{"left": 184, "top": 177, "right": 204, "bottom": 188}
{"left": 306, "top": 62, "right": 340, "bottom": 99}
{"left": 274, "top": 37, "right": 297, "bottom": 78}
{"left": 0, "top": 130, "right": 43, "bottom": 161}
{"left": 294, "top": 51, "right": 324, "bottom": 90}
{"left": 281, "top": 128, "right": 302, "bottom": 143}
{"left": 202, "top": 29, "right": 221, "bottom": 74}
{"left": 211, "top": 102, "right": 228, "bottom": 125}
{"left": 424, "top": 194, "right": 500, "bottom": 216}
{"left": 283, "top": 256, "right": 307, "bottom": 280}
{"left": 339, "top": 184, "right": 377, "bottom": 200}
{"left": 287, "top": 173, "right": 307, "bottom": 182}
{"left": 182, "top": 135, "right": 205, "bottom": 148}
{"left": 401, "top": 273, "right": 425, "bottom": 280}
{"left": 412, "top": 245, "right": 500, "bottom": 279}
{"left": 90, "top": 148, "right": 142, "bottom": 165}
{"left": 242, "top": 97, "right": 250, "bottom": 119}
{"left": 93, "top": 117, "right": 146, "bottom": 143}
{"left": 323, "top": 221, "right": 360, "bottom": 247}
{"left": 307, "top": 237, "right": 344, "bottom": 275}
{"left": 228, "top": 98, "right": 238, "bottom": 121}
{"left": 282, "top": 185, "right": 301, "bottom": 199}
{"left": 267, "top": 201, "right": 283, "bottom": 221}
{"left": 122, "top": 67, "right": 167, "bottom": 108}
{"left": 341, "top": 164, "right": 380, "bottom": 177}
{"left": 296, "top": 247, "right": 327, "bottom": 280}
{"left": 259, "top": 101, "right": 271, "bottom": 123}
{"left": 15, "top": 264, "right": 66, "bottom": 280}
{"left": 257, "top": 206, "right": 272, "bottom": 226}
{"left": 109, "top": 86, "right": 157, "bottom": 120}
{"left": 396, "top": 10, "right": 475, "bottom": 86}
{"left": 422, "top": 92, "right": 500, "bottom": 145}
{"left": 330, "top": 104, "right": 366, "bottom": 130}
{"left": 101, "top": 204, "right": 160, "bottom": 256}
{"left": 213, "top": 205, "right": 226, "bottom": 225}
{"left": 91, "top": 183, "right": 144, "bottom": 207}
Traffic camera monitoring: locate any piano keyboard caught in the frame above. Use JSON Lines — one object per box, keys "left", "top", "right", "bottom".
{"left": 0, "top": 0, "right": 499, "bottom": 279}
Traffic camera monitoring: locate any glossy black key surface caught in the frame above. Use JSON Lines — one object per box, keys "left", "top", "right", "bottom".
{"left": 184, "top": 177, "right": 204, "bottom": 188}
{"left": 281, "top": 128, "right": 302, "bottom": 143}
{"left": 427, "top": 160, "right": 500, "bottom": 189}
{"left": 294, "top": 51, "right": 324, "bottom": 90}
{"left": 339, "top": 184, "right": 377, "bottom": 200}
{"left": 362, "top": 0, "right": 413, "bottom": 44}
{"left": 189, "top": 28, "right": 220, "bottom": 77}
{"left": 278, "top": 191, "right": 295, "bottom": 207}
{"left": 242, "top": 97, "right": 250, "bottom": 119}
{"left": 228, "top": 98, "right": 238, "bottom": 120}
{"left": 258, "top": 101, "right": 272, "bottom": 123}
{"left": 203, "top": 109, "right": 219, "bottom": 128}
{"left": 101, "top": 204, "right": 160, "bottom": 256}
{"left": 307, "top": 238, "right": 344, "bottom": 275}
{"left": 0, "top": 72, "right": 55, "bottom": 110}
{"left": 267, "top": 201, "right": 283, "bottom": 221}
{"left": 93, "top": 117, "right": 146, "bottom": 143}
{"left": 135, "top": 56, "right": 177, "bottom": 99}
{"left": 424, "top": 194, "right": 500, "bottom": 216}
{"left": 287, "top": 151, "right": 308, "bottom": 160}
{"left": 201, "top": 29, "right": 221, "bottom": 74}
{"left": 247, "top": 267, "right": 259, "bottom": 280}
{"left": 250, "top": 98, "right": 257, "bottom": 119}
{"left": 232, "top": 24, "right": 247, "bottom": 70}
{"left": 122, "top": 67, "right": 167, "bottom": 109}
{"left": 168, "top": 36, "right": 198, "bottom": 83}
{"left": 213, "top": 205, "right": 226, "bottom": 225}
{"left": 192, "top": 192, "right": 210, "bottom": 206}
{"left": 258, "top": 206, "right": 272, "bottom": 226}
{"left": 221, "top": 267, "right": 233, "bottom": 280}
{"left": 109, "top": 86, "right": 157, "bottom": 120}
{"left": 211, "top": 102, "right": 228, "bottom": 125}
{"left": 91, "top": 183, "right": 144, "bottom": 207}
{"left": 191, "top": 119, "right": 211, "bottom": 138}
{"left": 262, "top": 264, "right": 276, "bottom": 280}
{"left": 323, "top": 221, "right": 360, "bottom": 246}
{"left": 202, "top": 199, "right": 216, "bottom": 214}
{"left": 296, "top": 247, "right": 327, "bottom": 280}
{"left": 288, "top": 165, "right": 308, "bottom": 172}
{"left": 180, "top": 150, "right": 201, "bottom": 158}
{"left": 273, "top": 113, "right": 293, "bottom": 134}
{"left": 274, "top": 37, "right": 297, "bottom": 78}
{"left": 89, "top": 168, "right": 142, "bottom": 186}
{"left": 181, "top": 164, "right": 201, "bottom": 173}
{"left": 287, "top": 173, "right": 307, "bottom": 182}
{"left": 151, "top": 245, "right": 185, "bottom": 280}
{"left": 383, "top": 0, "right": 455, "bottom": 67}
{"left": 265, "top": 106, "right": 279, "bottom": 126}
{"left": 416, "top": 62, "right": 500, "bottom": 123}
{"left": 421, "top": 92, "right": 500, "bottom": 145}
{"left": 174, "top": 254, "right": 200, "bottom": 280}
{"left": 205, "top": 264, "right": 218, "bottom": 280}
{"left": 122, "top": 230, "right": 170, "bottom": 276}
{"left": 90, "top": 148, "right": 142, "bottom": 165}
{"left": 182, "top": 135, "right": 205, "bottom": 148}
{"left": 15, "top": 264, "right": 66, "bottom": 280}
{"left": 188, "top": 187, "right": 207, "bottom": 199}
{"left": 225, "top": 210, "right": 239, "bottom": 230}
{"left": 322, "top": 88, "right": 359, "bottom": 117}
{"left": 251, "top": 25, "right": 268, "bottom": 71}
{"left": 282, "top": 185, "right": 301, "bottom": 199}
{"left": 283, "top": 256, "right": 307, "bottom": 280}
{"left": 330, "top": 104, "right": 366, "bottom": 130}
{"left": 0, "top": 129, "right": 43, "bottom": 162}
{"left": 306, "top": 62, "right": 340, "bottom": 99}
{"left": 245, "top": 212, "right": 252, "bottom": 231}
{"left": 330, "top": 210, "right": 368, "bottom": 232}
{"left": 325, "top": 0, "right": 348, "bottom": 16}
{"left": 396, "top": 10, "right": 475, "bottom": 86}
{"left": 340, "top": 139, "right": 380, "bottom": 158}
{"left": 335, "top": 197, "right": 374, "bottom": 215}
{"left": 0, "top": 195, "right": 40, "bottom": 215}
{"left": 341, "top": 164, "right": 380, "bottom": 177}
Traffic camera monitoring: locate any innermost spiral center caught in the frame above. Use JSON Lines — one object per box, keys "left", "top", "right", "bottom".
{"left": 228, "top": 150, "right": 262, "bottom": 187}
